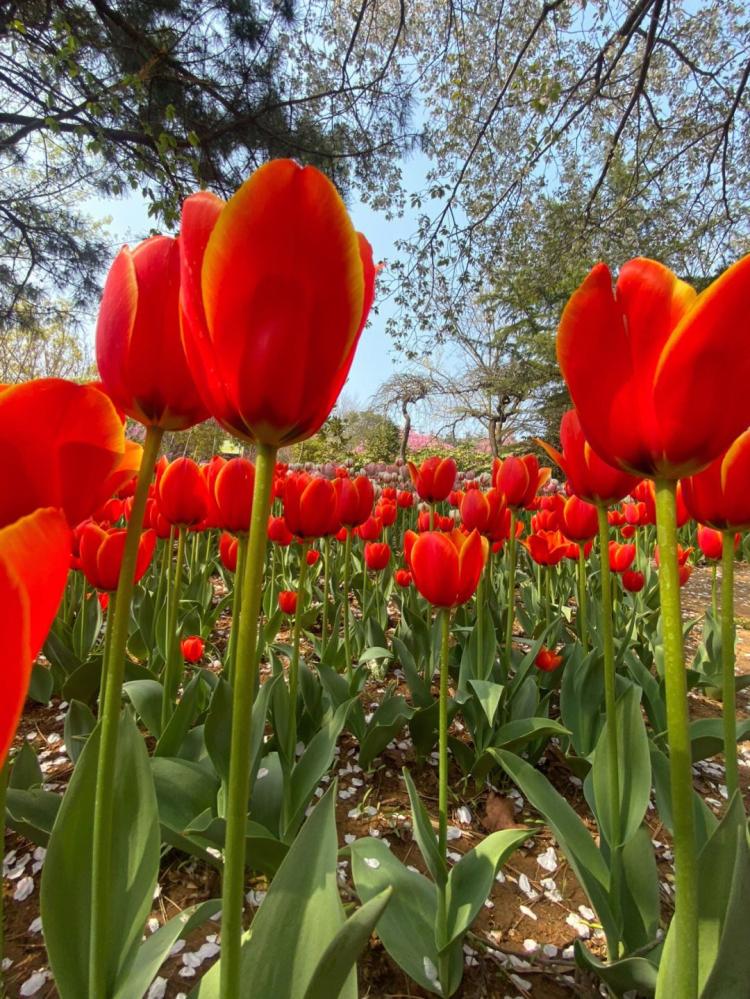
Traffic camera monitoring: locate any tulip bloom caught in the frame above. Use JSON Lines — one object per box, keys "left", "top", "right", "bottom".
{"left": 621, "top": 569, "right": 645, "bottom": 593}
{"left": 356, "top": 514, "right": 383, "bottom": 542}
{"left": 409, "top": 529, "right": 487, "bottom": 607}
{"left": 374, "top": 500, "right": 397, "bottom": 527}
{"left": 539, "top": 410, "right": 640, "bottom": 506}
{"left": 181, "top": 636, "right": 205, "bottom": 663}
{"left": 97, "top": 235, "right": 207, "bottom": 430}
{"left": 394, "top": 568, "right": 412, "bottom": 588}
{"left": 608, "top": 541, "right": 636, "bottom": 573}
{"left": 558, "top": 256, "right": 750, "bottom": 478}
{"left": 306, "top": 549, "right": 321, "bottom": 566}
{"left": 335, "top": 475, "right": 374, "bottom": 528}
{"left": 407, "top": 456, "right": 457, "bottom": 503}
{"left": 214, "top": 458, "right": 255, "bottom": 533}
{"left": 696, "top": 525, "right": 737, "bottom": 562}
{"left": 493, "top": 454, "right": 550, "bottom": 509}
{"left": 1, "top": 509, "right": 71, "bottom": 764}
{"left": 283, "top": 473, "right": 339, "bottom": 538}
{"left": 219, "top": 531, "right": 239, "bottom": 573}
{"left": 397, "top": 490, "right": 414, "bottom": 509}
{"left": 158, "top": 457, "right": 210, "bottom": 527}
{"left": 179, "top": 159, "right": 376, "bottom": 447}
{"left": 268, "top": 515, "right": 293, "bottom": 547}
{"left": 535, "top": 647, "right": 563, "bottom": 672}
{"left": 79, "top": 523, "right": 156, "bottom": 592}
{"left": 460, "top": 488, "right": 505, "bottom": 536}
{"left": 654, "top": 543, "right": 692, "bottom": 568}
{"left": 0, "top": 379, "right": 125, "bottom": 529}
{"left": 278, "top": 590, "right": 297, "bottom": 615}
{"left": 364, "top": 542, "right": 391, "bottom": 572}
{"left": 682, "top": 429, "right": 750, "bottom": 530}
{"left": 525, "top": 530, "right": 569, "bottom": 567}
{"left": 561, "top": 495, "right": 599, "bottom": 542}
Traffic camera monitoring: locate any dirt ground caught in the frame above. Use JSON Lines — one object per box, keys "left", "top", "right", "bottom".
{"left": 3, "top": 565, "right": 749, "bottom": 999}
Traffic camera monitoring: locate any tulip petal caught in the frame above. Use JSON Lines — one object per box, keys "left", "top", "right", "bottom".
{"left": 456, "top": 529, "right": 486, "bottom": 605}
{"left": 411, "top": 532, "right": 459, "bottom": 607}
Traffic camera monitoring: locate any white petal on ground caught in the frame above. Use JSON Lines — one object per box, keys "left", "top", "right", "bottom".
{"left": 146, "top": 978, "right": 168, "bottom": 999}
{"left": 363, "top": 857, "right": 380, "bottom": 869}
{"left": 537, "top": 846, "right": 558, "bottom": 872}
{"left": 14, "top": 876, "right": 34, "bottom": 902}
{"left": 20, "top": 971, "right": 48, "bottom": 996}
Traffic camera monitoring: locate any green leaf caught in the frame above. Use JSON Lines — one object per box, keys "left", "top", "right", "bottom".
{"left": 28, "top": 662, "right": 54, "bottom": 703}
{"left": 41, "top": 713, "right": 160, "bottom": 998}
{"left": 689, "top": 717, "right": 750, "bottom": 763}
{"left": 358, "top": 646, "right": 393, "bottom": 662}
{"left": 588, "top": 684, "right": 650, "bottom": 848}
{"left": 492, "top": 716, "right": 570, "bottom": 753}
{"left": 123, "top": 679, "right": 164, "bottom": 739}
{"left": 649, "top": 744, "right": 717, "bottom": 851}
{"left": 192, "top": 784, "right": 356, "bottom": 999}
{"left": 63, "top": 700, "right": 96, "bottom": 765}
{"left": 402, "top": 768, "right": 447, "bottom": 885}
{"left": 359, "top": 693, "right": 414, "bottom": 770}
{"left": 9, "top": 742, "right": 42, "bottom": 790}
{"left": 491, "top": 749, "right": 617, "bottom": 944}
{"left": 186, "top": 813, "right": 289, "bottom": 877}
{"left": 5, "top": 788, "right": 60, "bottom": 845}
{"left": 351, "top": 838, "right": 462, "bottom": 996}
{"left": 302, "top": 887, "right": 393, "bottom": 999}
{"left": 442, "top": 827, "right": 529, "bottom": 949}
{"left": 156, "top": 671, "right": 208, "bottom": 757}
{"left": 619, "top": 824, "right": 660, "bottom": 952}
{"left": 112, "top": 900, "right": 221, "bottom": 999}
{"left": 574, "top": 940, "right": 660, "bottom": 996}
{"left": 467, "top": 679, "right": 504, "bottom": 726}
{"left": 151, "top": 757, "right": 219, "bottom": 838}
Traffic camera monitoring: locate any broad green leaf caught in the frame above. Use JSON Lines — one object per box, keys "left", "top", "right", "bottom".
{"left": 5, "top": 788, "right": 60, "bottom": 845}
{"left": 574, "top": 940, "right": 660, "bottom": 996}
{"left": 403, "top": 768, "right": 447, "bottom": 885}
{"left": 186, "top": 813, "right": 289, "bottom": 877}
{"left": 619, "top": 824, "right": 660, "bottom": 952}
{"left": 442, "top": 827, "right": 529, "bottom": 949}
{"left": 123, "top": 679, "right": 164, "bottom": 739}
{"left": 63, "top": 700, "right": 96, "bottom": 765}
{"left": 689, "top": 717, "right": 750, "bottom": 763}
{"left": 649, "top": 744, "right": 717, "bottom": 851}
{"left": 302, "top": 888, "right": 393, "bottom": 999}
{"left": 155, "top": 672, "right": 207, "bottom": 757}
{"left": 28, "top": 663, "right": 54, "bottom": 704}
{"left": 192, "top": 784, "right": 355, "bottom": 999}
{"left": 359, "top": 693, "right": 414, "bottom": 770}
{"left": 9, "top": 742, "right": 42, "bottom": 790}
{"left": 467, "top": 679, "right": 504, "bottom": 726}
{"left": 151, "top": 757, "right": 219, "bottom": 836}
{"left": 492, "top": 717, "right": 570, "bottom": 753}
{"left": 41, "top": 712, "right": 160, "bottom": 998}
{"left": 358, "top": 646, "right": 393, "bottom": 662}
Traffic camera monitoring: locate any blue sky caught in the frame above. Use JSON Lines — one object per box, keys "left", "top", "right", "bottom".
{"left": 87, "top": 150, "right": 431, "bottom": 409}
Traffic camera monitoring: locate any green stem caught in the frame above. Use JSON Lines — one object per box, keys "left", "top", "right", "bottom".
{"left": 161, "top": 525, "right": 186, "bottom": 729}
{"left": 220, "top": 443, "right": 277, "bottom": 999}
{"left": 476, "top": 564, "right": 485, "bottom": 653}
{"left": 89, "top": 424, "right": 163, "bottom": 999}
{"left": 98, "top": 591, "right": 117, "bottom": 718}
{"left": 711, "top": 563, "right": 718, "bottom": 619}
{"left": 343, "top": 528, "right": 353, "bottom": 680}
{"left": 288, "top": 543, "right": 309, "bottom": 762}
{"left": 322, "top": 536, "right": 331, "bottom": 639}
{"left": 654, "top": 478, "right": 698, "bottom": 999}
{"left": 361, "top": 545, "right": 368, "bottom": 617}
{"left": 437, "top": 608, "right": 451, "bottom": 994}
{"left": 596, "top": 504, "right": 620, "bottom": 851}
{"left": 225, "top": 533, "right": 248, "bottom": 684}
{"left": 577, "top": 544, "right": 588, "bottom": 651}
{"left": 721, "top": 530, "right": 739, "bottom": 801}
{"left": 503, "top": 510, "right": 517, "bottom": 667}
{"left": 545, "top": 568, "right": 551, "bottom": 630}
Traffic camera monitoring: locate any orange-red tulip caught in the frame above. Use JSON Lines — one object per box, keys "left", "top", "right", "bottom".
{"left": 558, "top": 256, "right": 750, "bottom": 478}
{"left": 394, "top": 568, "right": 412, "bottom": 588}
{"left": 79, "top": 523, "right": 156, "bottom": 592}
{"left": 409, "top": 529, "right": 487, "bottom": 607}
{"left": 214, "top": 458, "right": 255, "bottom": 533}
{"left": 621, "top": 569, "right": 646, "bottom": 592}
{"left": 535, "top": 647, "right": 563, "bottom": 672}
{"left": 334, "top": 475, "right": 374, "bottom": 528}
{"left": 219, "top": 531, "right": 239, "bottom": 572}
{"left": 158, "top": 457, "right": 210, "bottom": 527}
{"left": 407, "top": 457, "right": 457, "bottom": 503}
{"left": 493, "top": 454, "right": 550, "bottom": 509}
{"left": 283, "top": 474, "right": 339, "bottom": 538}
{"left": 1, "top": 509, "right": 71, "bottom": 764}
{"left": 524, "top": 530, "right": 569, "bottom": 566}
{"left": 268, "top": 515, "right": 293, "bottom": 547}
{"left": 96, "top": 235, "right": 207, "bottom": 430}
{"left": 682, "top": 429, "right": 750, "bottom": 530}
{"left": 561, "top": 495, "right": 599, "bottom": 542}
{"left": 609, "top": 541, "right": 636, "bottom": 573}
{"left": 364, "top": 542, "right": 391, "bottom": 572}
{"left": 278, "top": 590, "right": 297, "bottom": 615}
{"left": 180, "top": 160, "right": 376, "bottom": 446}
{"left": 181, "top": 636, "right": 205, "bottom": 663}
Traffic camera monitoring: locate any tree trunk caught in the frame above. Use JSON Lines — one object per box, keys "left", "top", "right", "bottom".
{"left": 400, "top": 403, "right": 411, "bottom": 462}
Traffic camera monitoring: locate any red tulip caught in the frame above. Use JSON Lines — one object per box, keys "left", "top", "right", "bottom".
{"left": 0, "top": 379, "right": 125, "bottom": 529}
{"left": 460, "top": 488, "right": 505, "bottom": 537}
{"left": 374, "top": 500, "right": 397, "bottom": 527}
{"left": 524, "top": 530, "right": 569, "bottom": 566}
{"left": 283, "top": 473, "right": 339, "bottom": 538}
{"left": 621, "top": 569, "right": 646, "bottom": 593}
{"left": 678, "top": 564, "right": 692, "bottom": 587}
{"left": 394, "top": 568, "right": 412, "bottom": 588}
{"left": 557, "top": 256, "right": 750, "bottom": 478}
{"left": 364, "top": 542, "right": 391, "bottom": 572}
{"left": 98, "top": 593, "right": 110, "bottom": 611}
{"left": 180, "top": 160, "right": 376, "bottom": 445}
{"left": 535, "top": 647, "right": 563, "bottom": 672}
{"left": 306, "top": 549, "right": 321, "bottom": 566}
{"left": 397, "top": 490, "right": 414, "bottom": 509}
{"left": 621, "top": 525, "right": 636, "bottom": 539}
{"left": 561, "top": 495, "right": 599, "bottom": 542}
{"left": 79, "top": 523, "right": 156, "bottom": 591}
{"left": 268, "top": 515, "right": 293, "bottom": 547}
{"left": 158, "top": 457, "right": 210, "bottom": 527}
{"left": 96, "top": 235, "right": 207, "bottom": 430}
{"left": 409, "top": 529, "right": 487, "bottom": 607}
{"left": 278, "top": 590, "right": 297, "bottom": 615}
{"left": 356, "top": 515, "right": 383, "bottom": 542}
{"left": 682, "top": 429, "right": 750, "bottom": 530}
{"left": 381, "top": 487, "right": 397, "bottom": 501}
{"left": 608, "top": 508, "right": 626, "bottom": 527}
{"left": 407, "top": 457, "right": 457, "bottom": 503}
{"left": 448, "top": 489, "right": 464, "bottom": 508}
{"left": 493, "top": 454, "right": 550, "bottom": 509}
{"left": 609, "top": 542, "right": 636, "bottom": 572}
{"left": 219, "top": 531, "right": 239, "bottom": 572}
{"left": 539, "top": 410, "right": 640, "bottom": 505}
{"left": 654, "top": 543, "right": 692, "bottom": 568}
{"left": 214, "top": 458, "right": 255, "bottom": 533}
{"left": 334, "top": 475, "right": 374, "bottom": 528}
{"left": 531, "top": 508, "right": 561, "bottom": 533}
{"left": 181, "top": 636, "right": 205, "bottom": 663}
{"left": 1, "top": 508, "right": 71, "bottom": 764}
{"left": 632, "top": 479, "right": 689, "bottom": 526}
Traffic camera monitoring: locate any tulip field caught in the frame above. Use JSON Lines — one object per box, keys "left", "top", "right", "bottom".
{"left": 3, "top": 160, "right": 750, "bottom": 999}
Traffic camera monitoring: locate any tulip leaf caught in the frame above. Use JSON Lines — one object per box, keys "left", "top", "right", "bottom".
{"left": 403, "top": 767, "right": 448, "bottom": 886}
{"left": 441, "top": 826, "right": 530, "bottom": 950}
{"left": 63, "top": 699, "right": 97, "bottom": 765}
{"left": 619, "top": 824, "right": 660, "bottom": 952}
{"left": 62, "top": 656, "right": 104, "bottom": 705}
{"left": 4, "top": 788, "right": 60, "bottom": 846}
{"left": 560, "top": 646, "right": 604, "bottom": 757}
{"left": 649, "top": 743, "right": 718, "bottom": 852}
{"left": 27, "top": 662, "right": 54, "bottom": 704}
{"left": 192, "top": 784, "right": 356, "bottom": 999}
{"left": 491, "top": 716, "right": 570, "bottom": 753}
{"left": 358, "top": 646, "right": 393, "bottom": 662}
{"left": 123, "top": 679, "right": 165, "bottom": 739}
{"left": 574, "top": 940, "right": 660, "bottom": 996}
{"left": 8, "top": 742, "right": 42, "bottom": 790}
{"left": 302, "top": 887, "right": 393, "bottom": 999}
{"left": 151, "top": 757, "right": 219, "bottom": 838}
{"left": 467, "top": 679, "right": 505, "bottom": 726}
{"left": 689, "top": 717, "right": 750, "bottom": 764}
{"left": 359, "top": 692, "right": 414, "bottom": 771}
{"left": 155, "top": 671, "right": 209, "bottom": 757}
{"left": 41, "top": 711, "right": 160, "bottom": 998}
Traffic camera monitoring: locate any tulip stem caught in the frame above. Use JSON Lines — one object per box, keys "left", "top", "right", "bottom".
{"left": 220, "top": 443, "right": 276, "bottom": 999}
{"left": 89, "top": 423, "right": 163, "bottom": 999}
{"left": 226, "top": 533, "right": 248, "bottom": 684}
{"left": 161, "top": 525, "right": 186, "bottom": 729}
{"left": 721, "top": 531, "right": 739, "bottom": 801}
{"left": 596, "top": 504, "right": 620, "bottom": 851}
{"left": 577, "top": 544, "right": 588, "bottom": 651}
{"left": 711, "top": 563, "right": 718, "bottom": 619}
{"left": 322, "top": 536, "right": 331, "bottom": 639}
{"left": 503, "top": 510, "right": 517, "bottom": 668}
{"left": 98, "top": 591, "right": 116, "bottom": 718}
{"left": 361, "top": 544, "right": 368, "bottom": 617}
{"left": 654, "top": 478, "right": 698, "bottom": 999}
{"left": 343, "top": 528, "right": 353, "bottom": 679}
{"left": 288, "top": 543, "right": 309, "bottom": 763}
{"left": 437, "top": 607, "right": 451, "bottom": 994}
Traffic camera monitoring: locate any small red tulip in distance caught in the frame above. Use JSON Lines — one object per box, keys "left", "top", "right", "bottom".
{"left": 561, "top": 495, "right": 599, "bottom": 542}
{"left": 394, "top": 568, "right": 412, "bottom": 588}
{"left": 621, "top": 569, "right": 645, "bottom": 592}
{"left": 335, "top": 476, "right": 374, "bottom": 528}
{"left": 268, "top": 516, "right": 293, "bottom": 547}
{"left": 79, "top": 523, "right": 157, "bottom": 592}
{"left": 407, "top": 456, "right": 457, "bottom": 503}
{"left": 535, "top": 647, "right": 563, "bottom": 672}
{"left": 364, "top": 542, "right": 391, "bottom": 572}
{"left": 158, "top": 457, "right": 211, "bottom": 527}
{"left": 181, "top": 636, "right": 205, "bottom": 663}
{"left": 283, "top": 473, "right": 339, "bottom": 538}
{"left": 306, "top": 549, "right": 321, "bottom": 566}
{"left": 608, "top": 542, "right": 636, "bottom": 573}
{"left": 219, "top": 531, "right": 239, "bottom": 572}
{"left": 278, "top": 591, "right": 298, "bottom": 615}
{"left": 397, "top": 490, "right": 414, "bottom": 509}
{"left": 696, "top": 525, "right": 737, "bottom": 561}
